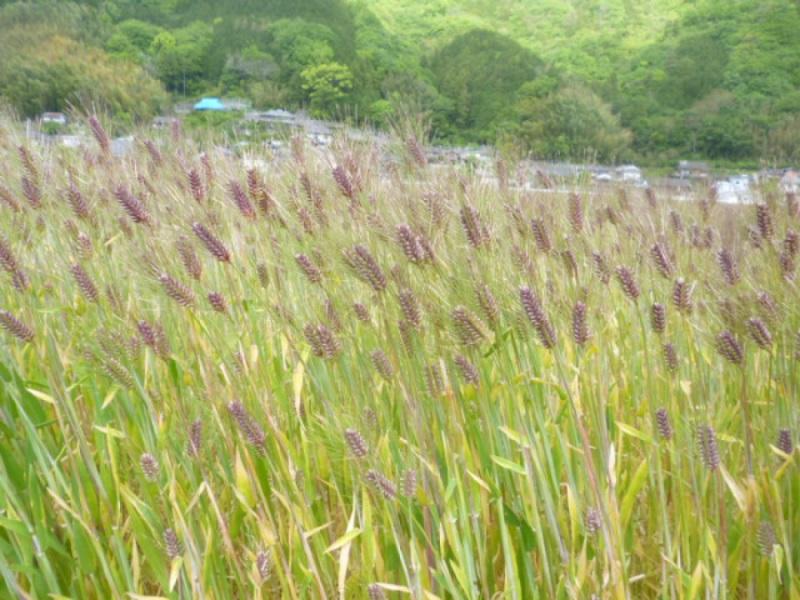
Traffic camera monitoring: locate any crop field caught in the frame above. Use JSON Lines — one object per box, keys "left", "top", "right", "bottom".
{"left": 0, "top": 117, "right": 797, "bottom": 599}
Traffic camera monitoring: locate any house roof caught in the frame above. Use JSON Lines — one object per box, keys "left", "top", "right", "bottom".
{"left": 193, "top": 97, "right": 225, "bottom": 111}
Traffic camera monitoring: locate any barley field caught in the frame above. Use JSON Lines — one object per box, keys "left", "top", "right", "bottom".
{"left": 0, "top": 116, "right": 798, "bottom": 599}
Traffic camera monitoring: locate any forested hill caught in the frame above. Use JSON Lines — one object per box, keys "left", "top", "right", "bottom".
{"left": 1, "top": 0, "right": 799, "bottom": 164}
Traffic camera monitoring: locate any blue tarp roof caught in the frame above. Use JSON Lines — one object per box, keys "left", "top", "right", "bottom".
{"left": 193, "top": 97, "right": 225, "bottom": 111}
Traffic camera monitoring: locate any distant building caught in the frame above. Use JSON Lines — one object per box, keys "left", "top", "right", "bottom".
{"left": 615, "top": 164, "right": 642, "bottom": 182}
{"left": 780, "top": 169, "right": 798, "bottom": 193}
{"left": 40, "top": 112, "right": 67, "bottom": 125}
{"left": 193, "top": 97, "right": 226, "bottom": 111}
{"left": 677, "top": 160, "right": 710, "bottom": 180}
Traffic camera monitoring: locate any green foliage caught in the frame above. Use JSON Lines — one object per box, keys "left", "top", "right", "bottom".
{"left": 430, "top": 29, "right": 543, "bottom": 141}
{"left": 0, "top": 23, "right": 167, "bottom": 119}
{"left": 301, "top": 62, "right": 353, "bottom": 116}
{"left": 149, "top": 20, "right": 213, "bottom": 94}
{"left": 509, "top": 82, "right": 632, "bottom": 161}
{"left": 1, "top": 0, "right": 799, "bottom": 162}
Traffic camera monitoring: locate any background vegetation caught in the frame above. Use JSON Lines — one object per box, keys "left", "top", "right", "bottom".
{"left": 0, "top": 1, "right": 799, "bottom": 159}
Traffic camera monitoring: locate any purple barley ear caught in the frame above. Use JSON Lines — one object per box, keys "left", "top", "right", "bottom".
{"left": 474, "top": 283, "right": 499, "bottom": 327}
{"left": 406, "top": 135, "right": 427, "bottom": 168}
{"left": 67, "top": 179, "right": 91, "bottom": 221}
{"left": 650, "top": 303, "right": 666, "bottom": 334}
{"left": 426, "top": 361, "right": 446, "bottom": 396}
{"left": 460, "top": 205, "right": 490, "bottom": 249}
{"left": 21, "top": 176, "right": 41, "bottom": 209}
{"left": 789, "top": 192, "right": 800, "bottom": 218}
{"left": 454, "top": 354, "right": 480, "bottom": 385}
{"left": 75, "top": 232, "right": 93, "bottom": 260}
{"left": 70, "top": 264, "right": 99, "bottom": 303}
{"left": 672, "top": 278, "right": 694, "bottom": 314}
{"left": 585, "top": 507, "right": 601, "bottom": 536}
{"left": 88, "top": 115, "right": 110, "bottom": 154}
{"left": 207, "top": 291, "right": 228, "bottom": 313}
{"left": 398, "top": 319, "right": 414, "bottom": 355}
{"left": 780, "top": 249, "right": 796, "bottom": 281}
{"left": 568, "top": 192, "right": 584, "bottom": 233}
{"left": 662, "top": 342, "right": 678, "bottom": 373}
{"left": 332, "top": 165, "right": 355, "bottom": 199}
{"left": 294, "top": 254, "right": 322, "bottom": 284}
{"left": 452, "top": 306, "right": 490, "bottom": 346}
{"left": 344, "top": 245, "right": 387, "bottom": 292}
{"left": 159, "top": 273, "right": 196, "bottom": 308}
{"left": 187, "top": 169, "right": 204, "bottom": 203}
{"left": 645, "top": 187, "right": 657, "bottom": 208}
{"left": 0, "top": 236, "right": 20, "bottom": 274}
{"left": 256, "top": 549, "right": 272, "bottom": 582}
{"left": 143, "top": 139, "right": 162, "bottom": 165}
{"left": 757, "top": 291, "right": 779, "bottom": 324}
{"left": 572, "top": 301, "right": 591, "bottom": 346}
{"left": 0, "top": 310, "right": 34, "bottom": 343}
{"left": 747, "top": 225, "right": 763, "bottom": 249}
{"left": 592, "top": 252, "right": 611, "bottom": 284}
{"left": 114, "top": 186, "right": 150, "bottom": 225}
{"left": 396, "top": 223, "right": 428, "bottom": 264}
{"left": 344, "top": 428, "right": 368, "bottom": 459}
{"left": 697, "top": 425, "right": 720, "bottom": 470}
{"left": 187, "top": 419, "right": 202, "bottom": 458}
{"left": 398, "top": 289, "right": 422, "bottom": 329}
{"left": 519, "top": 286, "right": 556, "bottom": 349}
{"left": 746, "top": 317, "right": 772, "bottom": 350}
{"left": 716, "top": 330, "right": 744, "bottom": 365}
{"left": 228, "top": 401, "right": 266, "bottom": 453}
{"left": 756, "top": 203, "right": 773, "bottom": 240}
{"left": 669, "top": 210, "right": 684, "bottom": 233}
{"left": 246, "top": 168, "right": 263, "bottom": 201}
{"left": 163, "top": 528, "right": 182, "bottom": 560}
{"left": 100, "top": 356, "right": 134, "bottom": 388}
{"left": 10, "top": 269, "right": 30, "bottom": 292}
{"left": 304, "top": 323, "right": 341, "bottom": 359}
{"left": 17, "top": 145, "right": 38, "bottom": 181}
{"left": 0, "top": 184, "right": 21, "bottom": 212}
{"left": 176, "top": 237, "right": 203, "bottom": 281}
{"left": 561, "top": 249, "right": 578, "bottom": 278}
{"left": 370, "top": 349, "right": 394, "bottom": 381}
{"left": 365, "top": 469, "right": 397, "bottom": 500}
{"left": 530, "top": 217, "right": 552, "bottom": 254}
{"left": 650, "top": 242, "right": 675, "bottom": 279}
{"left": 757, "top": 521, "right": 777, "bottom": 557}
{"left": 325, "top": 299, "right": 342, "bottom": 331}
{"left": 353, "top": 302, "right": 370, "bottom": 323}
{"left": 615, "top": 265, "right": 640, "bottom": 301}
{"left": 776, "top": 428, "right": 793, "bottom": 458}
{"left": 784, "top": 230, "right": 798, "bottom": 258}
{"left": 716, "top": 248, "right": 740, "bottom": 285}
{"left": 140, "top": 453, "right": 159, "bottom": 481}
{"left": 655, "top": 408, "right": 673, "bottom": 440}
{"left": 228, "top": 180, "right": 256, "bottom": 219}
{"left": 200, "top": 152, "right": 214, "bottom": 188}
{"left": 192, "top": 222, "right": 230, "bottom": 263}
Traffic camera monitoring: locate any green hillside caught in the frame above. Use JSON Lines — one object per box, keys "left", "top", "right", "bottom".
{"left": 1, "top": 0, "right": 798, "bottom": 163}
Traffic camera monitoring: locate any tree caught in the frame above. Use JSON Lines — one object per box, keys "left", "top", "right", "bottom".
{"left": 301, "top": 62, "right": 353, "bottom": 116}
{"left": 149, "top": 21, "right": 213, "bottom": 94}
{"left": 511, "top": 82, "right": 631, "bottom": 161}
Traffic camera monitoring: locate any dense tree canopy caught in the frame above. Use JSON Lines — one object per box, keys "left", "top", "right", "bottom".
{"left": 1, "top": 0, "right": 798, "bottom": 164}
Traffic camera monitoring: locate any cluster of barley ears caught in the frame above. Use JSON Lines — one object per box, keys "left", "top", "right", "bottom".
{"left": 0, "top": 115, "right": 797, "bottom": 599}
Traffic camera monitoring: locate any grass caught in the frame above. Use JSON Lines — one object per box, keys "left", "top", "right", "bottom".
{"left": 0, "top": 115, "right": 797, "bottom": 599}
